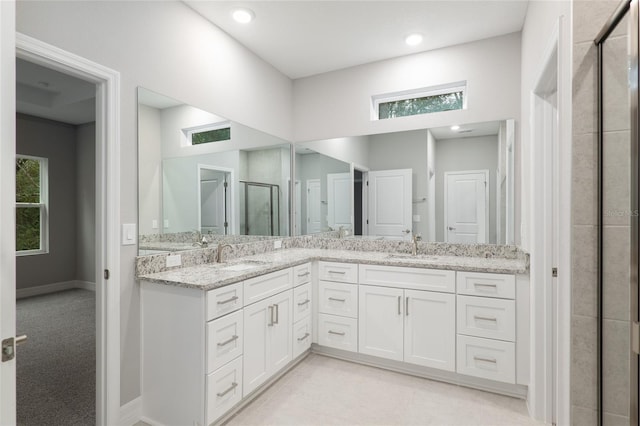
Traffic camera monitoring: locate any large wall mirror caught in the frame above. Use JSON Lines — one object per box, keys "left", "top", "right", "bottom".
{"left": 138, "top": 88, "right": 292, "bottom": 255}
{"left": 295, "top": 119, "right": 515, "bottom": 245}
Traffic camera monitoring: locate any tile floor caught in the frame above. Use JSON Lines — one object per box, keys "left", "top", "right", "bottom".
{"left": 224, "top": 354, "right": 542, "bottom": 426}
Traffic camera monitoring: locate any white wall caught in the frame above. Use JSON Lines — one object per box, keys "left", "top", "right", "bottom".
{"left": 16, "top": 0, "right": 293, "bottom": 405}
{"left": 297, "top": 135, "right": 371, "bottom": 169}
{"left": 293, "top": 33, "right": 521, "bottom": 142}
{"left": 426, "top": 129, "right": 436, "bottom": 242}
{"left": 76, "top": 122, "right": 95, "bottom": 283}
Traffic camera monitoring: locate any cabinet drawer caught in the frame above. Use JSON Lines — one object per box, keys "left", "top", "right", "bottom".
{"left": 359, "top": 264, "right": 455, "bottom": 293}
{"left": 457, "top": 295, "right": 515, "bottom": 342}
{"left": 318, "top": 281, "right": 358, "bottom": 318}
{"left": 318, "top": 313, "right": 358, "bottom": 352}
{"left": 293, "top": 316, "right": 312, "bottom": 359}
{"left": 456, "top": 271, "right": 515, "bottom": 299}
{"left": 206, "top": 310, "right": 244, "bottom": 373}
{"left": 244, "top": 268, "right": 293, "bottom": 305}
{"left": 207, "top": 283, "right": 243, "bottom": 321}
{"left": 293, "top": 263, "right": 312, "bottom": 286}
{"left": 456, "top": 335, "right": 515, "bottom": 384}
{"left": 318, "top": 261, "right": 358, "bottom": 283}
{"left": 293, "top": 283, "right": 312, "bottom": 323}
{"left": 206, "top": 356, "right": 243, "bottom": 425}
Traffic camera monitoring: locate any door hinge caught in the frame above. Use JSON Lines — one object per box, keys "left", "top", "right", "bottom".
{"left": 552, "top": 267, "right": 558, "bottom": 278}
{"left": 104, "top": 269, "right": 110, "bottom": 280}
{"left": 224, "top": 221, "right": 229, "bottom": 228}
{"left": 366, "top": 219, "right": 369, "bottom": 225}
{"left": 366, "top": 181, "right": 369, "bottom": 186}
{"left": 224, "top": 181, "right": 228, "bottom": 188}
{"left": 633, "top": 322, "right": 640, "bottom": 355}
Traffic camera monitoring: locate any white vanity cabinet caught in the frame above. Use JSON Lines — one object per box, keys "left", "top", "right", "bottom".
{"left": 292, "top": 263, "right": 312, "bottom": 359}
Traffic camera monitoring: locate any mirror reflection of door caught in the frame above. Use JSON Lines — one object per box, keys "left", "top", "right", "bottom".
{"left": 444, "top": 170, "right": 488, "bottom": 243}
{"left": 294, "top": 180, "right": 302, "bottom": 235}
{"left": 199, "top": 167, "right": 230, "bottom": 235}
{"left": 306, "top": 179, "right": 321, "bottom": 233}
{"left": 327, "top": 172, "right": 351, "bottom": 229}
{"left": 366, "top": 169, "right": 412, "bottom": 238}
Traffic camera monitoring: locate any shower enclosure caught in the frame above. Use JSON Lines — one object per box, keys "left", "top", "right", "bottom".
{"left": 239, "top": 180, "right": 280, "bottom": 236}
{"left": 596, "top": 0, "right": 638, "bottom": 424}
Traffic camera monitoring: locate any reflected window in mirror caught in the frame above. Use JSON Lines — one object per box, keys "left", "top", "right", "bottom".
{"left": 186, "top": 122, "right": 231, "bottom": 145}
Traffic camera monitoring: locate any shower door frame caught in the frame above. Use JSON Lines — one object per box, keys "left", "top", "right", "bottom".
{"left": 595, "top": 0, "right": 639, "bottom": 424}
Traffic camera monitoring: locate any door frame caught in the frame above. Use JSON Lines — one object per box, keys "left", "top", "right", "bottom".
{"left": 306, "top": 179, "right": 321, "bottom": 233}
{"left": 15, "top": 33, "right": 121, "bottom": 425}
{"left": 443, "top": 169, "right": 489, "bottom": 243}
{"left": 196, "top": 165, "right": 234, "bottom": 235}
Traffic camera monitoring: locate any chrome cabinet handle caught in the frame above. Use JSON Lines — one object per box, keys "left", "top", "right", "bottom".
{"left": 328, "top": 297, "right": 346, "bottom": 302}
{"left": 268, "top": 305, "right": 274, "bottom": 326}
{"left": 274, "top": 303, "right": 279, "bottom": 325}
{"left": 405, "top": 296, "right": 409, "bottom": 316}
{"left": 474, "top": 356, "right": 497, "bottom": 364}
{"left": 297, "top": 332, "right": 310, "bottom": 341}
{"left": 402, "top": 229, "right": 411, "bottom": 234}
{"left": 397, "top": 296, "right": 402, "bottom": 315}
{"left": 474, "top": 283, "right": 497, "bottom": 288}
{"left": 448, "top": 226, "right": 456, "bottom": 231}
{"left": 217, "top": 382, "right": 238, "bottom": 398}
{"left": 328, "top": 330, "right": 345, "bottom": 336}
{"left": 217, "top": 335, "right": 239, "bottom": 347}
{"left": 298, "top": 299, "right": 310, "bottom": 306}
{"left": 328, "top": 270, "right": 346, "bottom": 274}
{"left": 297, "top": 272, "right": 310, "bottom": 277}
{"left": 474, "top": 315, "right": 498, "bottom": 322}
{"left": 217, "top": 295, "right": 239, "bottom": 305}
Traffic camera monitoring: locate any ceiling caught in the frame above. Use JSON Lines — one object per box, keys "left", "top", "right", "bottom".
{"left": 185, "top": 0, "right": 530, "bottom": 79}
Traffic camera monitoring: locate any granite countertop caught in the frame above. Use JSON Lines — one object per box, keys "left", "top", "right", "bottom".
{"left": 137, "top": 248, "right": 528, "bottom": 291}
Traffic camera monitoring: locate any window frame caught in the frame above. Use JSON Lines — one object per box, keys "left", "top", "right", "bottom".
{"left": 371, "top": 81, "right": 467, "bottom": 120}
{"left": 184, "top": 121, "right": 232, "bottom": 146}
{"left": 16, "top": 154, "right": 49, "bottom": 256}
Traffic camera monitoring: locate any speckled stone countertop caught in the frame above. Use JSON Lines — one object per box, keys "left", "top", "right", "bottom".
{"left": 137, "top": 248, "right": 527, "bottom": 291}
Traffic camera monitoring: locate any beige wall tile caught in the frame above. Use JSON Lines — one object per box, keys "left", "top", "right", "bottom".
{"left": 574, "top": 0, "right": 627, "bottom": 43}
{"left": 604, "top": 412, "right": 630, "bottom": 426}
{"left": 573, "top": 42, "right": 597, "bottom": 136}
{"left": 603, "top": 36, "right": 631, "bottom": 132}
{"left": 602, "top": 225, "right": 631, "bottom": 320}
{"left": 572, "top": 133, "right": 598, "bottom": 226}
{"left": 603, "top": 131, "right": 631, "bottom": 226}
{"left": 571, "top": 315, "right": 598, "bottom": 409}
{"left": 572, "top": 225, "right": 598, "bottom": 317}
{"left": 572, "top": 405, "right": 597, "bottom": 426}
{"left": 603, "top": 319, "right": 630, "bottom": 416}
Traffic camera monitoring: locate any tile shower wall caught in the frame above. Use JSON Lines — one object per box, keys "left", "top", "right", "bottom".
{"left": 572, "top": 1, "right": 631, "bottom": 424}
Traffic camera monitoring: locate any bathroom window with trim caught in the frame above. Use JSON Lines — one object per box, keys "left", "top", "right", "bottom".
{"left": 184, "top": 121, "right": 231, "bottom": 145}
{"left": 372, "top": 81, "right": 467, "bottom": 120}
{"left": 16, "top": 155, "right": 49, "bottom": 256}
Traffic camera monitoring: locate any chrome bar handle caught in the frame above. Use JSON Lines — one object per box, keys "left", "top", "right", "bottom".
{"left": 328, "top": 297, "right": 346, "bottom": 302}
{"left": 298, "top": 299, "right": 310, "bottom": 306}
{"left": 268, "top": 305, "right": 274, "bottom": 326}
{"left": 474, "top": 356, "right": 497, "bottom": 364}
{"left": 297, "top": 272, "right": 310, "bottom": 277}
{"left": 216, "top": 382, "right": 238, "bottom": 398}
{"left": 398, "top": 296, "right": 402, "bottom": 315}
{"left": 297, "top": 332, "right": 310, "bottom": 342}
{"left": 217, "top": 296, "right": 239, "bottom": 305}
{"left": 274, "top": 303, "right": 279, "bottom": 325}
{"left": 328, "top": 330, "right": 345, "bottom": 336}
{"left": 474, "top": 315, "right": 498, "bottom": 322}
{"left": 328, "top": 270, "right": 346, "bottom": 274}
{"left": 474, "top": 283, "right": 497, "bottom": 288}
{"left": 405, "top": 296, "right": 409, "bottom": 316}
{"left": 217, "top": 335, "right": 239, "bottom": 347}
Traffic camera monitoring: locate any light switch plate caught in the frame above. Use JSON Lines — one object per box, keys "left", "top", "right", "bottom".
{"left": 122, "top": 223, "right": 136, "bottom": 245}
{"left": 152, "top": 219, "right": 158, "bottom": 229}
{"left": 166, "top": 254, "right": 181, "bottom": 268}
{"left": 274, "top": 240, "right": 282, "bottom": 249}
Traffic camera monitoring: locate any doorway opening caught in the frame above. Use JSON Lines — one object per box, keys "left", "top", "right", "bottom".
{"left": 198, "top": 165, "right": 232, "bottom": 236}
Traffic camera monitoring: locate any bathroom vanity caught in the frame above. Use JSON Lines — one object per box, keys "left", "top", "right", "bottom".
{"left": 138, "top": 248, "right": 528, "bottom": 426}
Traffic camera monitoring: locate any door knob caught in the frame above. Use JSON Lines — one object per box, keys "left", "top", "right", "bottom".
{"left": 448, "top": 226, "right": 456, "bottom": 231}
{"left": 402, "top": 229, "right": 411, "bottom": 234}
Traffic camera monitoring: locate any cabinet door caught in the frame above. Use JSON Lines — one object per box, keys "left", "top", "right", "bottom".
{"left": 242, "top": 297, "right": 271, "bottom": 397}
{"left": 268, "top": 290, "right": 293, "bottom": 375}
{"left": 404, "top": 289, "right": 455, "bottom": 371}
{"left": 358, "top": 285, "right": 404, "bottom": 361}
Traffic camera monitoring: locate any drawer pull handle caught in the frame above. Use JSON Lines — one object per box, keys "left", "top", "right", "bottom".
{"left": 298, "top": 299, "right": 311, "bottom": 306}
{"left": 328, "top": 330, "right": 346, "bottom": 336}
{"left": 268, "top": 305, "right": 274, "bottom": 327}
{"left": 328, "top": 297, "right": 346, "bottom": 302}
{"left": 474, "top": 283, "right": 498, "bottom": 289}
{"left": 328, "top": 270, "right": 346, "bottom": 274}
{"left": 217, "top": 296, "right": 239, "bottom": 305}
{"left": 217, "top": 335, "right": 239, "bottom": 347}
{"left": 406, "top": 296, "right": 409, "bottom": 316}
{"left": 274, "top": 303, "right": 279, "bottom": 325}
{"left": 474, "top": 315, "right": 498, "bottom": 322}
{"left": 297, "top": 272, "right": 310, "bottom": 277}
{"left": 217, "top": 382, "right": 238, "bottom": 398}
{"left": 397, "top": 296, "right": 402, "bottom": 315}
{"left": 297, "top": 332, "right": 310, "bottom": 341}
{"left": 474, "top": 356, "right": 497, "bottom": 364}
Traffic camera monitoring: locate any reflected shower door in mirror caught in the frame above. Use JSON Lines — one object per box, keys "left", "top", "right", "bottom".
{"left": 296, "top": 119, "right": 515, "bottom": 245}
{"left": 137, "top": 87, "right": 292, "bottom": 255}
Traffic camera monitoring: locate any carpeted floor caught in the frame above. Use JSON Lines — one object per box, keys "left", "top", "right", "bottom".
{"left": 16, "top": 289, "right": 96, "bottom": 426}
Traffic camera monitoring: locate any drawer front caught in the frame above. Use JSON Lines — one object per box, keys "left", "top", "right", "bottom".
{"left": 206, "top": 310, "right": 244, "bottom": 373}
{"left": 318, "top": 313, "right": 358, "bottom": 352}
{"left": 456, "top": 271, "right": 515, "bottom": 299}
{"left": 244, "top": 268, "right": 293, "bottom": 305}
{"left": 318, "top": 261, "right": 358, "bottom": 283}
{"left": 318, "top": 281, "right": 358, "bottom": 318}
{"left": 293, "top": 283, "right": 312, "bottom": 323}
{"left": 293, "top": 263, "right": 312, "bottom": 286}
{"left": 293, "top": 316, "right": 312, "bottom": 359}
{"left": 207, "top": 282, "right": 243, "bottom": 321}
{"left": 456, "top": 335, "right": 515, "bottom": 384}
{"left": 457, "top": 295, "right": 516, "bottom": 342}
{"left": 359, "top": 264, "right": 455, "bottom": 293}
{"left": 206, "top": 356, "right": 243, "bottom": 425}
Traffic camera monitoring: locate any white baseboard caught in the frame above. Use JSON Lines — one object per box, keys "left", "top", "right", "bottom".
{"left": 16, "top": 280, "right": 97, "bottom": 299}
{"left": 119, "top": 396, "right": 142, "bottom": 426}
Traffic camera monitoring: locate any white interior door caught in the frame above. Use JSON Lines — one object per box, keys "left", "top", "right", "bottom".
{"left": 367, "top": 169, "right": 412, "bottom": 238}
{"left": 306, "top": 179, "right": 321, "bottom": 234}
{"left": 0, "top": 2, "right": 16, "bottom": 422}
{"left": 444, "top": 170, "right": 488, "bottom": 243}
{"left": 327, "top": 172, "right": 351, "bottom": 229}
{"left": 200, "top": 170, "right": 227, "bottom": 235}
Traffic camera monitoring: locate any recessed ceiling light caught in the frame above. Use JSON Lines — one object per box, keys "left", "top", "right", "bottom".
{"left": 232, "top": 8, "right": 255, "bottom": 24}
{"left": 450, "top": 125, "right": 460, "bottom": 131}
{"left": 405, "top": 33, "right": 423, "bottom": 46}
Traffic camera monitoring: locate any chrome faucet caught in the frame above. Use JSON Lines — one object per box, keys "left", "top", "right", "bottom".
{"left": 411, "top": 233, "right": 422, "bottom": 256}
{"left": 216, "top": 243, "right": 233, "bottom": 263}
{"left": 192, "top": 229, "right": 208, "bottom": 248}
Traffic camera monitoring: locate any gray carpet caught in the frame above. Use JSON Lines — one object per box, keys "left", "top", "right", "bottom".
{"left": 17, "top": 289, "right": 96, "bottom": 426}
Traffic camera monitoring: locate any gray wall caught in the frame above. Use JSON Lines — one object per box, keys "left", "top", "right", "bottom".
{"left": 16, "top": 114, "right": 77, "bottom": 289}
{"left": 76, "top": 122, "right": 96, "bottom": 283}
{"left": 434, "top": 135, "right": 498, "bottom": 243}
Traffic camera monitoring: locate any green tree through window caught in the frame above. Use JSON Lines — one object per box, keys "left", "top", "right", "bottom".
{"left": 378, "top": 91, "right": 464, "bottom": 120}
{"left": 16, "top": 156, "right": 46, "bottom": 252}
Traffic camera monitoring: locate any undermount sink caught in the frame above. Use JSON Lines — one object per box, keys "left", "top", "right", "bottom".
{"left": 220, "top": 260, "right": 268, "bottom": 271}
